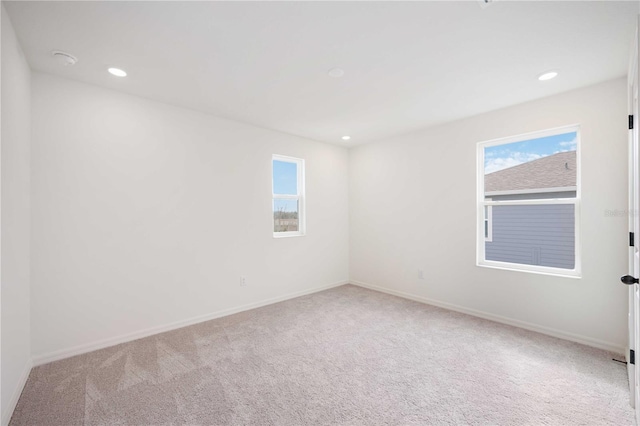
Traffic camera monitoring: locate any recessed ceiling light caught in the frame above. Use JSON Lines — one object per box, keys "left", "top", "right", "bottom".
{"left": 328, "top": 68, "right": 345, "bottom": 78}
{"left": 538, "top": 71, "right": 558, "bottom": 81}
{"left": 108, "top": 68, "right": 127, "bottom": 77}
{"left": 342, "top": 136, "right": 351, "bottom": 140}
{"left": 51, "top": 50, "right": 78, "bottom": 66}
{"left": 477, "top": 0, "right": 497, "bottom": 9}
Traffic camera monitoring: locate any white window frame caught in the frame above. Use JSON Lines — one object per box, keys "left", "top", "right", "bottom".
{"left": 484, "top": 201, "right": 493, "bottom": 242}
{"left": 272, "top": 154, "right": 305, "bottom": 238}
{"left": 476, "top": 124, "right": 581, "bottom": 278}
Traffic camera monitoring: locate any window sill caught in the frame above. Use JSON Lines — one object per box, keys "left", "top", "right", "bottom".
{"left": 477, "top": 261, "right": 581, "bottom": 279}
{"left": 273, "top": 232, "right": 305, "bottom": 239}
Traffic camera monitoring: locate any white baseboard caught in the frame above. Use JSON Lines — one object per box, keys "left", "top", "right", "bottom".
{"left": 33, "top": 280, "right": 348, "bottom": 367}
{"left": 350, "top": 280, "right": 625, "bottom": 355}
{"left": 2, "top": 358, "right": 33, "bottom": 426}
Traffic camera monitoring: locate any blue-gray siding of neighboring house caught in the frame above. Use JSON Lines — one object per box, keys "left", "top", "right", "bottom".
{"left": 486, "top": 203, "right": 575, "bottom": 269}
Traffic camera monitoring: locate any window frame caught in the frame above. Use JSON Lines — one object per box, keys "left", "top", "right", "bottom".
{"left": 484, "top": 200, "right": 493, "bottom": 242}
{"left": 272, "top": 154, "right": 305, "bottom": 238}
{"left": 476, "top": 124, "right": 581, "bottom": 278}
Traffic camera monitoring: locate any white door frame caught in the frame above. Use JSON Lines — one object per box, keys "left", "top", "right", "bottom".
{"left": 627, "top": 16, "right": 640, "bottom": 421}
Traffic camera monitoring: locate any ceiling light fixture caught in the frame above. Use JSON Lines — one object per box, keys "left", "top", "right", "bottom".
{"left": 328, "top": 68, "right": 345, "bottom": 78}
{"left": 538, "top": 71, "right": 558, "bottom": 81}
{"left": 108, "top": 67, "right": 127, "bottom": 77}
{"left": 51, "top": 50, "right": 77, "bottom": 66}
{"left": 342, "top": 136, "right": 351, "bottom": 141}
{"left": 477, "top": 0, "right": 497, "bottom": 9}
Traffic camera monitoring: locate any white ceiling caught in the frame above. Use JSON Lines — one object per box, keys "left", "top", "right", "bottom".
{"left": 4, "top": 1, "right": 638, "bottom": 146}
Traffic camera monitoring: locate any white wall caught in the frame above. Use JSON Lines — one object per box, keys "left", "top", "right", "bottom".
{"left": 1, "top": 5, "right": 32, "bottom": 425}
{"left": 31, "top": 73, "right": 349, "bottom": 362}
{"left": 350, "top": 78, "right": 629, "bottom": 353}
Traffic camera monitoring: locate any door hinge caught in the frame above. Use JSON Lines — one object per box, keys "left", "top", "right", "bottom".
{"left": 631, "top": 232, "right": 635, "bottom": 247}
{"left": 630, "top": 115, "right": 634, "bottom": 130}
{"left": 631, "top": 349, "right": 635, "bottom": 365}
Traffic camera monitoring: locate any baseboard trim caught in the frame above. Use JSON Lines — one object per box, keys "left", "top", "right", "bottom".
{"left": 2, "top": 358, "right": 33, "bottom": 426}
{"left": 350, "top": 280, "right": 625, "bottom": 355}
{"left": 33, "top": 280, "right": 348, "bottom": 367}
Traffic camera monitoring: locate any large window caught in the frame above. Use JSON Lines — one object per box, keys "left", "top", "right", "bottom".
{"left": 272, "top": 155, "right": 305, "bottom": 237}
{"left": 477, "top": 125, "right": 580, "bottom": 277}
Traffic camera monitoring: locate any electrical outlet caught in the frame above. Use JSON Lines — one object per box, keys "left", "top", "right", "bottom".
{"left": 240, "top": 276, "right": 247, "bottom": 287}
{"left": 418, "top": 269, "right": 424, "bottom": 280}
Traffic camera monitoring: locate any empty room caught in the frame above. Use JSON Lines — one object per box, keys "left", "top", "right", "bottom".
{"left": 2, "top": 1, "right": 640, "bottom": 425}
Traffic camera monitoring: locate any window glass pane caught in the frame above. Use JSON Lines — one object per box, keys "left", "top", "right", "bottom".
{"left": 485, "top": 204, "right": 575, "bottom": 269}
{"left": 273, "top": 160, "right": 298, "bottom": 195}
{"left": 273, "top": 199, "right": 299, "bottom": 233}
{"left": 484, "top": 131, "right": 577, "bottom": 198}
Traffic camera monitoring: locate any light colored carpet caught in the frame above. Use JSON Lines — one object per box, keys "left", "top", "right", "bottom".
{"left": 10, "top": 284, "right": 635, "bottom": 425}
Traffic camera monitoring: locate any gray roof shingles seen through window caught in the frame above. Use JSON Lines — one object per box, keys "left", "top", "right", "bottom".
{"left": 485, "top": 151, "right": 576, "bottom": 194}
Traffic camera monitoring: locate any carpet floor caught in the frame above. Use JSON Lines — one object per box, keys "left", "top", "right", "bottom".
{"left": 10, "top": 284, "right": 635, "bottom": 425}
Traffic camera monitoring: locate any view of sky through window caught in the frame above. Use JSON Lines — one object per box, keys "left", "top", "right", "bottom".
{"left": 484, "top": 131, "right": 577, "bottom": 174}
{"left": 273, "top": 160, "right": 297, "bottom": 194}
{"left": 273, "top": 160, "right": 298, "bottom": 212}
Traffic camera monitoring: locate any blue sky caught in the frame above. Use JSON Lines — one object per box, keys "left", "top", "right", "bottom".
{"left": 273, "top": 160, "right": 297, "bottom": 194}
{"left": 484, "top": 131, "right": 577, "bottom": 174}
{"left": 273, "top": 160, "right": 298, "bottom": 212}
